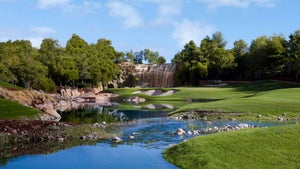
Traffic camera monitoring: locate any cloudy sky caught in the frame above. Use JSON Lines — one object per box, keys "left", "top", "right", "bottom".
{"left": 0, "top": 0, "right": 299, "bottom": 62}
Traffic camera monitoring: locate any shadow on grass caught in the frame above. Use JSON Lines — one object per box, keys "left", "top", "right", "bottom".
{"left": 227, "top": 80, "right": 300, "bottom": 92}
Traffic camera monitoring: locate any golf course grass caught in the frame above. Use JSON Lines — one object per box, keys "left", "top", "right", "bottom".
{"left": 0, "top": 98, "right": 41, "bottom": 119}
{"left": 0, "top": 83, "right": 41, "bottom": 119}
{"left": 163, "top": 124, "right": 300, "bottom": 169}
{"left": 107, "top": 80, "right": 300, "bottom": 119}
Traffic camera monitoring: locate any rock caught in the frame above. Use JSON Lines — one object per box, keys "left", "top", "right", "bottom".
{"left": 277, "top": 117, "right": 284, "bottom": 121}
{"left": 186, "top": 131, "right": 192, "bottom": 135}
{"left": 175, "top": 128, "right": 186, "bottom": 135}
{"left": 229, "top": 118, "right": 235, "bottom": 121}
{"left": 11, "top": 129, "right": 17, "bottom": 135}
{"left": 282, "top": 113, "right": 287, "bottom": 116}
{"left": 132, "top": 132, "right": 140, "bottom": 135}
{"left": 112, "top": 136, "right": 122, "bottom": 143}
{"left": 192, "top": 130, "right": 200, "bottom": 135}
{"left": 206, "top": 121, "right": 212, "bottom": 124}
{"left": 80, "top": 136, "right": 87, "bottom": 140}
{"left": 237, "top": 123, "right": 249, "bottom": 129}
{"left": 257, "top": 114, "right": 262, "bottom": 118}
{"left": 57, "top": 137, "right": 64, "bottom": 142}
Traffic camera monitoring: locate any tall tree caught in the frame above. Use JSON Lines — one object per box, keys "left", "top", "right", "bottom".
{"left": 66, "top": 34, "right": 90, "bottom": 85}
{"left": 245, "top": 35, "right": 287, "bottom": 79}
{"left": 288, "top": 30, "right": 300, "bottom": 79}
{"left": 38, "top": 38, "right": 62, "bottom": 82}
{"left": 172, "top": 40, "right": 208, "bottom": 85}
{"left": 232, "top": 39, "right": 248, "bottom": 79}
{"left": 88, "top": 38, "right": 120, "bottom": 86}
{"left": 200, "top": 32, "right": 235, "bottom": 79}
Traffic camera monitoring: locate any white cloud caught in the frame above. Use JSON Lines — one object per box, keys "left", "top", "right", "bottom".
{"left": 172, "top": 19, "right": 215, "bottom": 47}
{"left": 36, "top": 0, "right": 101, "bottom": 14}
{"left": 106, "top": 1, "right": 143, "bottom": 28}
{"left": 25, "top": 37, "right": 44, "bottom": 48}
{"left": 30, "top": 26, "right": 56, "bottom": 35}
{"left": 251, "top": 0, "right": 276, "bottom": 8}
{"left": 198, "top": 0, "right": 277, "bottom": 10}
{"left": 0, "top": 26, "right": 57, "bottom": 48}
{"left": 37, "top": 0, "right": 70, "bottom": 9}
{"left": 150, "top": 0, "right": 182, "bottom": 25}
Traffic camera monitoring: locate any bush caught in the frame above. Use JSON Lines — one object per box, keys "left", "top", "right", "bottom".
{"left": 32, "top": 77, "right": 56, "bottom": 93}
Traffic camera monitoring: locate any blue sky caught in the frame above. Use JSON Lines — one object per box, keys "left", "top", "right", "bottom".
{"left": 0, "top": 0, "right": 299, "bottom": 62}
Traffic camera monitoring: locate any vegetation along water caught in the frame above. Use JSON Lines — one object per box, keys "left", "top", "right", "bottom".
{"left": 1, "top": 28, "right": 300, "bottom": 168}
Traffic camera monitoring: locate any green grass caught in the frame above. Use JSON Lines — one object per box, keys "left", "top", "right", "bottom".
{"left": 0, "top": 81, "right": 24, "bottom": 90}
{"left": 171, "top": 81, "right": 300, "bottom": 118}
{"left": 0, "top": 98, "right": 41, "bottom": 119}
{"left": 106, "top": 80, "right": 300, "bottom": 119}
{"left": 163, "top": 124, "right": 300, "bottom": 169}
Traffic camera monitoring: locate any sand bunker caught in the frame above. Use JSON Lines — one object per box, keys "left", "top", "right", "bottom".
{"left": 132, "top": 89, "right": 178, "bottom": 96}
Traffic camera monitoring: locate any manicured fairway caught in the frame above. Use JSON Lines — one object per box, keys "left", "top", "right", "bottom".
{"left": 107, "top": 80, "right": 300, "bottom": 119}
{"left": 163, "top": 124, "right": 300, "bottom": 169}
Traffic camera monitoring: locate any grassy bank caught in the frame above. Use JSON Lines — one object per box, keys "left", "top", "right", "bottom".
{"left": 107, "top": 80, "right": 300, "bottom": 119}
{"left": 163, "top": 124, "right": 300, "bottom": 169}
{"left": 0, "top": 98, "right": 41, "bottom": 119}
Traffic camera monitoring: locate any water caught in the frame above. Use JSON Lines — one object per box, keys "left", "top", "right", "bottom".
{"left": 1, "top": 110, "right": 282, "bottom": 169}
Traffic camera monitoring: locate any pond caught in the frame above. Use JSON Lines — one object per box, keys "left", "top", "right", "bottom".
{"left": 1, "top": 108, "right": 284, "bottom": 169}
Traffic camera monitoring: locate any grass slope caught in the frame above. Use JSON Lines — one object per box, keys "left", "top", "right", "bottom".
{"left": 171, "top": 81, "right": 300, "bottom": 118}
{"left": 0, "top": 98, "right": 41, "bottom": 119}
{"left": 163, "top": 124, "right": 300, "bottom": 169}
{"left": 106, "top": 81, "right": 300, "bottom": 119}
{"left": 0, "top": 81, "right": 24, "bottom": 90}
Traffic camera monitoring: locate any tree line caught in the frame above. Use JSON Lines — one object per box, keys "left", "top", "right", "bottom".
{"left": 172, "top": 29, "right": 300, "bottom": 85}
{"left": 0, "top": 34, "right": 166, "bottom": 92}
{"left": 1, "top": 29, "right": 300, "bottom": 91}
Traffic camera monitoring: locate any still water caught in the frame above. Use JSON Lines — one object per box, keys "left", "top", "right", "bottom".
{"left": 2, "top": 110, "right": 280, "bottom": 169}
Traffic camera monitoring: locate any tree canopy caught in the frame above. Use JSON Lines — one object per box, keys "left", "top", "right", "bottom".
{"left": 1, "top": 29, "right": 300, "bottom": 90}
{"left": 172, "top": 29, "right": 300, "bottom": 85}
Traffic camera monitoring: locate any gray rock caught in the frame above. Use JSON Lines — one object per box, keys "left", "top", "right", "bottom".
{"left": 237, "top": 123, "right": 249, "bottom": 129}
{"left": 186, "top": 131, "right": 192, "bottom": 135}
{"left": 277, "top": 117, "right": 284, "bottom": 121}
{"left": 80, "top": 136, "right": 87, "bottom": 140}
{"left": 112, "top": 136, "right": 122, "bottom": 143}
{"left": 57, "top": 137, "right": 64, "bottom": 142}
{"left": 175, "top": 128, "right": 186, "bottom": 135}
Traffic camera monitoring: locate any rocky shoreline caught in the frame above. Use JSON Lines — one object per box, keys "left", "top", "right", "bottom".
{"left": 0, "top": 87, "right": 119, "bottom": 121}
{"left": 0, "top": 119, "right": 117, "bottom": 163}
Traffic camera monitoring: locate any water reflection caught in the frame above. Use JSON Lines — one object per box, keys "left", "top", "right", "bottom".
{"left": 60, "top": 106, "right": 169, "bottom": 123}
{"left": 2, "top": 108, "right": 289, "bottom": 169}
{"left": 60, "top": 106, "right": 126, "bottom": 123}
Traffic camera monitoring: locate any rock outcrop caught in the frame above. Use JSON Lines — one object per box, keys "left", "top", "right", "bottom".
{"left": 0, "top": 86, "right": 118, "bottom": 121}
{"left": 0, "top": 87, "right": 61, "bottom": 121}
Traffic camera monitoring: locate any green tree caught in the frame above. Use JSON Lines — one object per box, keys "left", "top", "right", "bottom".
{"left": 56, "top": 53, "right": 79, "bottom": 86}
{"left": 125, "top": 51, "right": 135, "bottom": 62}
{"left": 245, "top": 35, "right": 287, "bottom": 79}
{"left": 200, "top": 32, "right": 235, "bottom": 79}
{"left": 172, "top": 40, "right": 208, "bottom": 85}
{"left": 66, "top": 34, "right": 91, "bottom": 85}
{"left": 38, "top": 39, "right": 60, "bottom": 74}
{"left": 288, "top": 30, "right": 300, "bottom": 79}
{"left": 156, "top": 56, "right": 166, "bottom": 64}
{"left": 1, "top": 40, "right": 48, "bottom": 88}
{"left": 232, "top": 39, "right": 248, "bottom": 79}
{"left": 88, "top": 38, "right": 120, "bottom": 86}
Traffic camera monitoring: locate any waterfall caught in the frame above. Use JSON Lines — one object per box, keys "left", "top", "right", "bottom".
{"left": 135, "top": 64, "right": 176, "bottom": 87}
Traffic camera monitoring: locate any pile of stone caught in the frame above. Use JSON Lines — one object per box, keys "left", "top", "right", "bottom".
{"left": 174, "top": 123, "right": 262, "bottom": 136}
